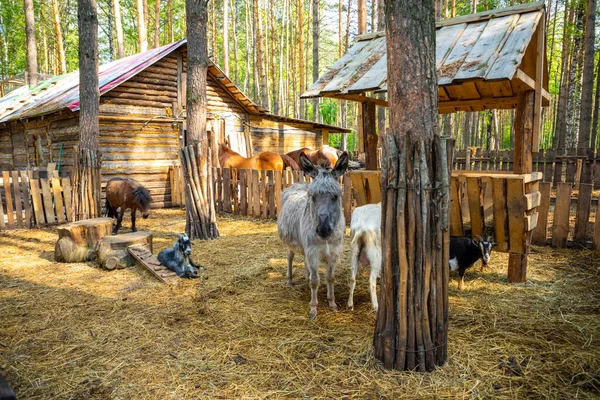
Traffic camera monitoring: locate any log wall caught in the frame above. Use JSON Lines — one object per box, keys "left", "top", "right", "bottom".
{"left": 249, "top": 115, "right": 322, "bottom": 154}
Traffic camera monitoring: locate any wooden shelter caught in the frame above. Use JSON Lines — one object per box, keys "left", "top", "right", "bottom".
{"left": 0, "top": 40, "right": 348, "bottom": 208}
{"left": 302, "top": 2, "right": 549, "bottom": 283}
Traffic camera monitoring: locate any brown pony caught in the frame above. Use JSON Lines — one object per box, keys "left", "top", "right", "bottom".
{"left": 286, "top": 145, "right": 340, "bottom": 168}
{"left": 218, "top": 143, "right": 300, "bottom": 171}
{"left": 105, "top": 177, "right": 153, "bottom": 235}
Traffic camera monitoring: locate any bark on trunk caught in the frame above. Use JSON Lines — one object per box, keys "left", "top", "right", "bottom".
{"left": 167, "top": 0, "right": 173, "bottom": 42}
{"left": 154, "top": 0, "right": 161, "bottom": 47}
{"left": 554, "top": 0, "right": 572, "bottom": 152}
{"left": 77, "top": 0, "right": 101, "bottom": 220}
{"left": 376, "top": 0, "right": 385, "bottom": 137}
{"left": 24, "top": 0, "right": 38, "bottom": 86}
{"left": 591, "top": 59, "right": 600, "bottom": 149}
{"left": 374, "top": 0, "right": 449, "bottom": 372}
{"left": 52, "top": 0, "right": 66, "bottom": 74}
{"left": 137, "top": 0, "right": 148, "bottom": 52}
{"left": 254, "top": 0, "right": 268, "bottom": 107}
{"left": 576, "top": 0, "right": 596, "bottom": 183}
{"left": 223, "top": 0, "right": 229, "bottom": 75}
{"left": 113, "top": 0, "right": 125, "bottom": 58}
{"left": 298, "top": 0, "right": 305, "bottom": 118}
{"left": 185, "top": 0, "right": 219, "bottom": 240}
{"left": 358, "top": 0, "right": 366, "bottom": 34}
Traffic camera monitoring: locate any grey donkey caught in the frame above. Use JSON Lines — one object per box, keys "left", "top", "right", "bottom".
{"left": 277, "top": 151, "right": 349, "bottom": 320}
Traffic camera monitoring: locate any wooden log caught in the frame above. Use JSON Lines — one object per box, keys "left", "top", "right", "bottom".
{"left": 96, "top": 231, "right": 153, "bottom": 270}
{"left": 506, "top": 178, "right": 527, "bottom": 256}
{"left": 574, "top": 183, "right": 593, "bottom": 247}
{"left": 491, "top": 178, "right": 509, "bottom": 252}
{"left": 531, "top": 181, "right": 551, "bottom": 246}
{"left": 551, "top": 182, "right": 572, "bottom": 248}
{"left": 55, "top": 218, "right": 114, "bottom": 262}
{"left": 508, "top": 252, "right": 528, "bottom": 283}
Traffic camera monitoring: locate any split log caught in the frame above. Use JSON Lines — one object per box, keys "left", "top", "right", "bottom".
{"left": 55, "top": 217, "right": 113, "bottom": 262}
{"left": 96, "top": 231, "right": 153, "bottom": 270}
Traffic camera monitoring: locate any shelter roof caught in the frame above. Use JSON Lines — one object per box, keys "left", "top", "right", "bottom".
{"left": 302, "top": 1, "right": 550, "bottom": 113}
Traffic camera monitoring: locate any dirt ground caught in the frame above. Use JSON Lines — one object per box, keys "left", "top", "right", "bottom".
{"left": 1, "top": 209, "right": 599, "bottom": 399}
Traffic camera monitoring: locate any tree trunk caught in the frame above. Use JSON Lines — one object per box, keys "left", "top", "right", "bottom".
{"left": 167, "top": 0, "right": 173, "bottom": 43}
{"left": 566, "top": 6, "right": 583, "bottom": 148}
{"left": 51, "top": 0, "right": 66, "bottom": 74}
{"left": 112, "top": 0, "right": 125, "bottom": 58}
{"left": 137, "top": 0, "right": 148, "bottom": 52}
{"left": 312, "top": 0, "right": 319, "bottom": 122}
{"left": 374, "top": 0, "right": 449, "bottom": 371}
{"left": 232, "top": 0, "right": 239, "bottom": 83}
{"left": 24, "top": 0, "right": 38, "bottom": 86}
{"left": 223, "top": 0, "right": 229, "bottom": 75}
{"left": 298, "top": 0, "right": 305, "bottom": 118}
{"left": 76, "top": 0, "right": 102, "bottom": 221}
{"left": 554, "top": 0, "right": 573, "bottom": 152}
{"left": 472, "top": 0, "right": 477, "bottom": 13}
{"left": 40, "top": 1, "right": 49, "bottom": 74}
{"left": 591, "top": 59, "right": 600, "bottom": 149}
{"left": 357, "top": 0, "right": 366, "bottom": 34}
{"left": 376, "top": 0, "right": 385, "bottom": 136}
{"left": 185, "top": 0, "right": 219, "bottom": 240}
{"left": 253, "top": 0, "right": 268, "bottom": 107}
{"left": 106, "top": 0, "right": 115, "bottom": 60}
{"left": 154, "top": 0, "right": 161, "bottom": 47}
{"left": 576, "top": 0, "right": 596, "bottom": 183}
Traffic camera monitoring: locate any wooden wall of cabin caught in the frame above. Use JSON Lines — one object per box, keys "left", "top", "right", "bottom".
{"left": 249, "top": 115, "right": 323, "bottom": 154}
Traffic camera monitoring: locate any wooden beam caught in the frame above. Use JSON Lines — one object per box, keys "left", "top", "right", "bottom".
{"left": 513, "top": 69, "right": 550, "bottom": 102}
{"left": 513, "top": 91, "right": 534, "bottom": 174}
{"left": 440, "top": 95, "right": 519, "bottom": 109}
{"left": 532, "top": 18, "right": 545, "bottom": 152}
{"left": 324, "top": 93, "right": 389, "bottom": 107}
{"left": 362, "top": 101, "right": 377, "bottom": 170}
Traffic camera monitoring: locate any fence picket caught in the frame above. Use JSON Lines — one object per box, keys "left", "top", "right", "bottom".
{"left": 261, "top": 170, "right": 268, "bottom": 219}
{"left": 223, "top": 168, "right": 232, "bottom": 213}
{"left": 574, "top": 183, "right": 593, "bottom": 247}
{"left": 240, "top": 169, "right": 247, "bottom": 216}
{"left": 40, "top": 178, "right": 56, "bottom": 224}
{"left": 20, "top": 171, "right": 31, "bottom": 227}
{"left": 11, "top": 171, "right": 23, "bottom": 227}
{"left": 552, "top": 182, "right": 572, "bottom": 248}
{"left": 531, "top": 182, "right": 551, "bottom": 246}
{"left": 252, "top": 169, "right": 260, "bottom": 217}
{"left": 449, "top": 177, "right": 463, "bottom": 236}
{"left": 491, "top": 178, "right": 509, "bottom": 252}
{"left": 466, "top": 177, "right": 485, "bottom": 238}
{"left": 62, "top": 176, "right": 73, "bottom": 222}
{"left": 52, "top": 177, "right": 66, "bottom": 223}
{"left": 3, "top": 171, "right": 14, "bottom": 226}
{"left": 274, "top": 171, "right": 282, "bottom": 216}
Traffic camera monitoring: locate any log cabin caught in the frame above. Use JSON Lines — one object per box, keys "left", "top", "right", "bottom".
{"left": 0, "top": 39, "right": 349, "bottom": 208}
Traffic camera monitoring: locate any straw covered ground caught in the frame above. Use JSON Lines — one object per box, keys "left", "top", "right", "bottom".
{"left": 1, "top": 209, "right": 599, "bottom": 399}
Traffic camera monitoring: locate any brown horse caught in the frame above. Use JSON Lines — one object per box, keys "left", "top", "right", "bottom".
{"left": 105, "top": 177, "right": 153, "bottom": 235}
{"left": 218, "top": 143, "right": 300, "bottom": 171}
{"left": 286, "top": 145, "right": 340, "bottom": 168}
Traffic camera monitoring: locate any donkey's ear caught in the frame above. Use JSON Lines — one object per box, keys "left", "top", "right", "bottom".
{"left": 332, "top": 152, "right": 349, "bottom": 179}
{"left": 299, "top": 152, "right": 318, "bottom": 178}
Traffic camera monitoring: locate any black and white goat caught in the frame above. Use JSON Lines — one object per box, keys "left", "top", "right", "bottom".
{"left": 158, "top": 234, "right": 205, "bottom": 278}
{"left": 450, "top": 235, "right": 497, "bottom": 290}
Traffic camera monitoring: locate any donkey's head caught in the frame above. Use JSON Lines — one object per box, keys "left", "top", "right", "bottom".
{"left": 299, "top": 151, "right": 349, "bottom": 239}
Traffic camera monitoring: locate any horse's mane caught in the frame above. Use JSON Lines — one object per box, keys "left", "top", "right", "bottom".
{"left": 132, "top": 186, "right": 152, "bottom": 210}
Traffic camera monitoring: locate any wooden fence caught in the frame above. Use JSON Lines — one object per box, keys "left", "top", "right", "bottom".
{"left": 0, "top": 169, "right": 73, "bottom": 229}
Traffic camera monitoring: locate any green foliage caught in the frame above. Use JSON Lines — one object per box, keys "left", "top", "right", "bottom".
{"left": 320, "top": 98, "right": 338, "bottom": 126}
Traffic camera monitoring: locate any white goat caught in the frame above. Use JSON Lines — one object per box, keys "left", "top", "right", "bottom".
{"left": 347, "top": 202, "right": 382, "bottom": 311}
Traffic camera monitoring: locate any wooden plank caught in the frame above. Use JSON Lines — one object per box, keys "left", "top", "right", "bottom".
{"left": 485, "top": 11, "right": 542, "bottom": 81}
{"left": 274, "top": 170, "right": 282, "bottom": 216}
{"left": 252, "top": 169, "right": 260, "bottom": 217}
{"left": 551, "top": 182, "right": 572, "bottom": 248}
{"left": 466, "top": 177, "right": 485, "bottom": 238}
{"left": 51, "top": 176, "right": 66, "bottom": 223}
{"left": 11, "top": 171, "right": 23, "bottom": 227}
{"left": 449, "top": 177, "right": 464, "bottom": 236}
{"left": 342, "top": 173, "right": 352, "bottom": 224}
{"left": 574, "top": 183, "right": 593, "bottom": 247}
{"left": 39, "top": 178, "right": 56, "bottom": 224}
{"left": 531, "top": 181, "right": 550, "bottom": 246}
{"left": 348, "top": 54, "right": 387, "bottom": 93}
{"left": 491, "top": 178, "right": 509, "bottom": 252}
{"left": 454, "top": 15, "right": 518, "bottom": 81}
{"left": 452, "top": 170, "right": 542, "bottom": 183}
{"left": 239, "top": 169, "right": 247, "bottom": 216}
{"left": 216, "top": 168, "right": 223, "bottom": 212}
{"left": 513, "top": 91, "right": 534, "bottom": 174}
{"left": 261, "top": 170, "right": 268, "bottom": 219}
{"left": 365, "top": 172, "right": 381, "bottom": 204}
{"left": 62, "top": 176, "right": 73, "bottom": 222}
{"left": 506, "top": 177, "right": 526, "bottom": 254}
{"left": 20, "top": 171, "right": 31, "bottom": 227}
{"left": 438, "top": 21, "right": 488, "bottom": 85}
{"left": 223, "top": 168, "right": 232, "bottom": 213}
{"left": 0, "top": 176, "right": 5, "bottom": 229}
{"left": 525, "top": 190, "right": 541, "bottom": 210}
{"left": 524, "top": 212, "right": 538, "bottom": 232}
{"left": 350, "top": 173, "right": 368, "bottom": 207}
{"left": 128, "top": 245, "right": 179, "bottom": 285}
{"left": 232, "top": 169, "right": 239, "bottom": 215}
{"left": 28, "top": 176, "right": 45, "bottom": 226}
{"left": 267, "top": 170, "right": 275, "bottom": 219}
{"left": 2, "top": 171, "right": 14, "bottom": 226}
{"left": 436, "top": 23, "right": 469, "bottom": 69}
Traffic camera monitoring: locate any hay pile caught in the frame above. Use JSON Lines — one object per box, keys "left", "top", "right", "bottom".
{"left": 0, "top": 209, "right": 599, "bottom": 399}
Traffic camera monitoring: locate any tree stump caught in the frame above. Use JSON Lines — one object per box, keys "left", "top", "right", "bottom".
{"left": 55, "top": 218, "right": 114, "bottom": 262}
{"left": 96, "top": 232, "right": 153, "bottom": 270}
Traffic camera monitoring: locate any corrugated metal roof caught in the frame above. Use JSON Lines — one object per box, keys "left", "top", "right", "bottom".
{"left": 302, "top": 1, "right": 546, "bottom": 105}
{"left": 0, "top": 39, "right": 269, "bottom": 123}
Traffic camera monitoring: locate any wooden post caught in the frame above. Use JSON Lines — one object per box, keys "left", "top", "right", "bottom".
{"left": 508, "top": 91, "right": 534, "bottom": 283}
{"left": 362, "top": 101, "right": 378, "bottom": 170}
